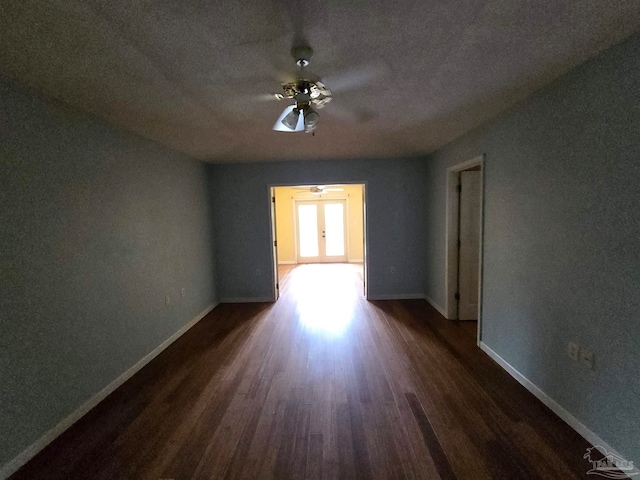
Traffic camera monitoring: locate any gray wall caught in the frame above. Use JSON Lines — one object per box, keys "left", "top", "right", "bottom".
{"left": 424, "top": 32, "right": 640, "bottom": 461}
{"left": 0, "top": 77, "right": 217, "bottom": 468}
{"left": 209, "top": 158, "right": 427, "bottom": 301}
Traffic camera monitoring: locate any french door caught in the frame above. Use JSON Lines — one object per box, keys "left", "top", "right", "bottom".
{"left": 296, "top": 200, "right": 348, "bottom": 263}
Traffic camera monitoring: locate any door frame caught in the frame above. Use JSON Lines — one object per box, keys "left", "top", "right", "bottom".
{"left": 294, "top": 198, "right": 349, "bottom": 263}
{"left": 269, "top": 187, "right": 280, "bottom": 300}
{"left": 445, "top": 155, "right": 485, "bottom": 343}
{"left": 268, "top": 182, "right": 369, "bottom": 300}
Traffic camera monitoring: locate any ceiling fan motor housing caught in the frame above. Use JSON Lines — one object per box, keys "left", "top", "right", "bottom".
{"left": 280, "top": 81, "right": 332, "bottom": 107}
{"left": 291, "top": 45, "right": 313, "bottom": 66}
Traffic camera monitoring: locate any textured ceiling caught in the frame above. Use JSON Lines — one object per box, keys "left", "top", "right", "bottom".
{"left": 1, "top": 0, "right": 639, "bottom": 162}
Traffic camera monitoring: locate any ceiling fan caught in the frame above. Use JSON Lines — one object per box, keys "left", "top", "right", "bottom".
{"left": 293, "top": 185, "right": 345, "bottom": 194}
{"left": 272, "top": 46, "right": 333, "bottom": 134}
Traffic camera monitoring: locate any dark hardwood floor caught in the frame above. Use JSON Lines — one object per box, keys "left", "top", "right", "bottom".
{"left": 12, "top": 263, "right": 596, "bottom": 479}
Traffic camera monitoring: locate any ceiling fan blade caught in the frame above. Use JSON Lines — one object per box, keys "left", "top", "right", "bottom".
{"left": 324, "top": 101, "right": 377, "bottom": 125}
{"left": 324, "top": 103, "right": 362, "bottom": 123}
{"left": 269, "top": 64, "right": 299, "bottom": 84}
{"left": 220, "top": 93, "right": 285, "bottom": 114}
{"left": 323, "top": 62, "right": 389, "bottom": 92}
{"left": 272, "top": 67, "right": 321, "bottom": 85}
{"left": 254, "top": 93, "right": 285, "bottom": 102}
{"left": 264, "top": 47, "right": 319, "bottom": 85}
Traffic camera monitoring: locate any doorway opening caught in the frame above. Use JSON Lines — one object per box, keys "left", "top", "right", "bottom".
{"left": 445, "top": 155, "right": 484, "bottom": 343}
{"left": 268, "top": 183, "right": 368, "bottom": 300}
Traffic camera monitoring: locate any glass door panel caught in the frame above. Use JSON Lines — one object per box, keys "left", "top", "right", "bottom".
{"left": 324, "top": 203, "right": 345, "bottom": 257}
{"left": 297, "top": 203, "right": 320, "bottom": 261}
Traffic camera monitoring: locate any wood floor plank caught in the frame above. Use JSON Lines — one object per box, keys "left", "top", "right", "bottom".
{"left": 406, "top": 392, "right": 457, "bottom": 480}
{"left": 11, "top": 263, "right": 596, "bottom": 480}
{"left": 306, "top": 433, "right": 324, "bottom": 480}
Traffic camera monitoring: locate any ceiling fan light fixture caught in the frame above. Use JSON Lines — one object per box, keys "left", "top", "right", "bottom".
{"left": 303, "top": 107, "right": 319, "bottom": 133}
{"left": 272, "top": 46, "right": 333, "bottom": 133}
{"left": 273, "top": 105, "right": 304, "bottom": 132}
{"left": 282, "top": 108, "right": 300, "bottom": 130}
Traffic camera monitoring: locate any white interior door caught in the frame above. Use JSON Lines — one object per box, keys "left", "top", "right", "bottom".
{"left": 458, "top": 171, "right": 481, "bottom": 320}
{"left": 296, "top": 200, "right": 347, "bottom": 263}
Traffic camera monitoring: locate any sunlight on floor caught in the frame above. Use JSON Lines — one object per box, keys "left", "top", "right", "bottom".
{"left": 291, "top": 264, "right": 360, "bottom": 335}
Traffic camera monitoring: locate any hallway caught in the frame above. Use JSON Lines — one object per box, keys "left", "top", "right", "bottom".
{"left": 14, "top": 264, "right": 592, "bottom": 479}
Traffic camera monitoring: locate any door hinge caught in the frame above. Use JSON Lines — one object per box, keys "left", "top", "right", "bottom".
{"left": 272, "top": 196, "right": 275, "bottom": 203}
{"left": 454, "top": 292, "right": 460, "bottom": 301}
{"left": 276, "top": 283, "right": 279, "bottom": 290}
{"left": 274, "top": 240, "right": 277, "bottom": 247}
{"left": 457, "top": 184, "right": 462, "bottom": 193}
{"left": 457, "top": 239, "right": 461, "bottom": 249}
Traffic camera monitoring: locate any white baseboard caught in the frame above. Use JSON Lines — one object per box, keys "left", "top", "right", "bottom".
{"left": 0, "top": 302, "right": 218, "bottom": 480}
{"left": 424, "top": 295, "right": 448, "bottom": 318}
{"left": 220, "top": 297, "right": 274, "bottom": 303}
{"left": 348, "top": 259, "right": 364, "bottom": 263}
{"left": 479, "top": 341, "right": 627, "bottom": 462}
{"left": 367, "top": 293, "right": 425, "bottom": 300}
{"left": 278, "top": 261, "right": 296, "bottom": 265}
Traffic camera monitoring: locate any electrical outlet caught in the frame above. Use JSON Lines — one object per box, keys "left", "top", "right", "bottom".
{"left": 181, "top": 287, "right": 186, "bottom": 298}
{"left": 165, "top": 295, "right": 170, "bottom": 306}
{"left": 390, "top": 266, "right": 396, "bottom": 274}
{"left": 580, "top": 349, "right": 595, "bottom": 370}
{"left": 256, "top": 268, "right": 261, "bottom": 276}
{"left": 567, "top": 342, "right": 579, "bottom": 361}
